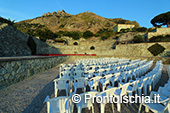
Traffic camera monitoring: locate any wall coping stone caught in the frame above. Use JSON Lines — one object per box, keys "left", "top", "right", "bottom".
{"left": 0, "top": 56, "right": 66, "bottom": 62}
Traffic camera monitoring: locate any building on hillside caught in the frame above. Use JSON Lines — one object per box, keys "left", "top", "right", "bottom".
{"left": 144, "top": 27, "right": 170, "bottom": 40}
{"left": 113, "top": 24, "right": 135, "bottom": 32}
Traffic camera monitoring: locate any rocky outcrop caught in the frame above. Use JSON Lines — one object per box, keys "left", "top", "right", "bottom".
{"left": 42, "top": 10, "right": 72, "bottom": 17}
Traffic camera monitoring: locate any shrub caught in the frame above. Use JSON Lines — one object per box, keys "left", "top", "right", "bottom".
{"left": 56, "top": 31, "right": 82, "bottom": 40}
{"left": 148, "top": 43, "right": 165, "bottom": 56}
{"left": 73, "top": 42, "right": 78, "bottom": 45}
{"left": 120, "top": 28, "right": 131, "bottom": 33}
{"left": 83, "top": 30, "right": 93, "bottom": 39}
{"left": 95, "top": 28, "right": 113, "bottom": 37}
{"left": 90, "top": 46, "right": 95, "bottom": 50}
{"left": 71, "top": 31, "right": 81, "bottom": 40}
{"left": 133, "top": 35, "right": 145, "bottom": 43}
{"left": 0, "top": 17, "right": 15, "bottom": 25}
{"left": 165, "top": 34, "right": 170, "bottom": 38}
{"left": 101, "top": 35, "right": 109, "bottom": 40}
{"left": 149, "top": 35, "right": 164, "bottom": 42}
{"left": 132, "top": 27, "right": 147, "bottom": 32}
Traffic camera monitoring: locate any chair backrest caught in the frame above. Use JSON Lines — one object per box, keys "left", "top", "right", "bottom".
{"left": 74, "top": 77, "right": 87, "bottom": 88}
{"left": 120, "top": 83, "right": 129, "bottom": 96}
{"left": 78, "top": 91, "right": 99, "bottom": 109}
{"left": 54, "top": 78, "right": 70, "bottom": 90}
{"left": 74, "top": 70, "right": 83, "bottom": 78}
{"left": 46, "top": 96, "right": 70, "bottom": 113}
{"left": 132, "top": 80, "right": 139, "bottom": 91}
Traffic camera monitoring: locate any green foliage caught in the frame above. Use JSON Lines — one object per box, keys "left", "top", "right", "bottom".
{"left": 120, "top": 28, "right": 131, "bottom": 33}
{"left": 83, "top": 30, "right": 93, "bottom": 39}
{"left": 132, "top": 27, "right": 147, "bottom": 32}
{"left": 70, "top": 31, "right": 81, "bottom": 40}
{"left": 133, "top": 35, "right": 145, "bottom": 43}
{"left": 101, "top": 35, "right": 109, "bottom": 40}
{"left": 90, "top": 46, "right": 95, "bottom": 50}
{"left": 95, "top": 28, "right": 112, "bottom": 40}
{"left": 151, "top": 11, "right": 170, "bottom": 27}
{"left": 150, "top": 35, "right": 164, "bottom": 42}
{"left": 147, "top": 28, "right": 154, "bottom": 32}
{"left": 148, "top": 43, "right": 165, "bottom": 56}
{"left": 165, "top": 34, "right": 170, "bottom": 37}
{"left": 35, "top": 28, "right": 55, "bottom": 41}
{"left": 0, "top": 17, "right": 15, "bottom": 25}
{"left": 119, "top": 27, "right": 147, "bottom": 33}
{"left": 55, "top": 31, "right": 82, "bottom": 40}
{"left": 73, "top": 42, "right": 78, "bottom": 45}
{"left": 149, "top": 35, "right": 170, "bottom": 42}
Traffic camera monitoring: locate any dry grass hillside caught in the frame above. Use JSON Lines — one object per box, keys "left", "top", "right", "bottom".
{"left": 16, "top": 10, "right": 140, "bottom": 33}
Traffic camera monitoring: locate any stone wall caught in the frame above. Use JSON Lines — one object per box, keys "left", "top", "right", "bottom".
{"left": 51, "top": 41, "right": 170, "bottom": 57}
{"left": 0, "top": 56, "right": 67, "bottom": 89}
{"left": 0, "top": 23, "right": 61, "bottom": 57}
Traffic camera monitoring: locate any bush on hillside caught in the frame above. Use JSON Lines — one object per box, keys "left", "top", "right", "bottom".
{"left": 120, "top": 28, "right": 131, "bottom": 33}
{"left": 56, "top": 31, "right": 82, "bottom": 40}
{"left": 71, "top": 31, "right": 81, "bottom": 40}
{"left": 35, "top": 28, "right": 55, "bottom": 41}
{"left": 150, "top": 35, "right": 164, "bottom": 42}
{"left": 0, "top": 17, "right": 15, "bottom": 25}
{"left": 133, "top": 35, "right": 145, "bottom": 43}
{"left": 149, "top": 35, "right": 170, "bottom": 42}
{"left": 95, "top": 28, "right": 113, "bottom": 38}
{"left": 132, "top": 27, "right": 147, "bottom": 32}
{"left": 101, "top": 35, "right": 109, "bottom": 40}
{"left": 90, "top": 46, "right": 95, "bottom": 50}
{"left": 83, "top": 30, "right": 93, "bottom": 39}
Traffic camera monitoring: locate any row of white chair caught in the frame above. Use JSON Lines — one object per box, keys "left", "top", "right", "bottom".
{"left": 45, "top": 58, "right": 164, "bottom": 113}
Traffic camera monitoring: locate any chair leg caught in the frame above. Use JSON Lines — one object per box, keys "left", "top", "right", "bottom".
{"left": 111, "top": 103, "right": 115, "bottom": 113}
{"left": 77, "top": 106, "right": 82, "bottom": 113}
{"left": 138, "top": 103, "right": 142, "bottom": 113}
{"left": 92, "top": 105, "right": 94, "bottom": 113}
{"left": 128, "top": 93, "right": 132, "bottom": 105}
{"left": 100, "top": 103, "right": 105, "bottom": 113}
{"left": 145, "top": 106, "right": 149, "bottom": 112}
{"left": 117, "top": 103, "right": 121, "bottom": 112}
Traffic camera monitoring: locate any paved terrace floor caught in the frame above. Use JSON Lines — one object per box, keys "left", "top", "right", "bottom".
{"left": 0, "top": 60, "right": 169, "bottom": 113}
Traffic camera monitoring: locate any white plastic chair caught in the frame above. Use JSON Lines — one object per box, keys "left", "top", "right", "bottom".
{"left": 113, "top": 83, "right": 130, "bottom": 112}
{"left": 54, "top": 78, "right": 71, "bottom": 97}
{"left": 73, "top": 77, "right": 87, "bottom": 94}
{"left": 127, "top": 80, "right": 139, "bottom": 104}
{"left": 87, "top": 76, "right": 102, "bottom": 91}
{"left": 76, "top": 91, "right": 99, "bottom": 113}
{"left": 73, "top": 70, "right": 83, "bottom": 78}
{"left": 44, "top": 96, "right": 74, "bottom": 113}
{"left": 96, "top": 87, "right": 118, "bottom": 113}
{"left": 138, "top": 98, "right": 170, "bottom": 113}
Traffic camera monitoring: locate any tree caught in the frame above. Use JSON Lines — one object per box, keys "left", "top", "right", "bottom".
{"left": 83, "top": 30, "right": 93, "bottom": 39}
{"left": 133, "top": 35, "right": 145, "bottom": 43}
{"left": 151, "top": 11, "right": 170, "bottom": 28}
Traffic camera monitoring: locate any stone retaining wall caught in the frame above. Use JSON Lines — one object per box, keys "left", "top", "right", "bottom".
{"left": 0, "top": 56, "right": 67, "bottom": 89}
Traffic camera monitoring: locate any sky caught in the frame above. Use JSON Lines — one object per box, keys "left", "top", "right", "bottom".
{"left": 0, "top": 0, "right": 169, "bottom": 28}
